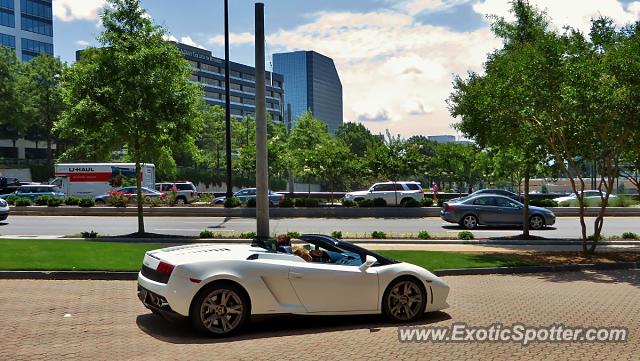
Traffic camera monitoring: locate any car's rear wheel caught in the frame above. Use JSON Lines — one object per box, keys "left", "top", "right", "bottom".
{"left": 530, "top": 215, "right": 545, "bottom": 230}
{"left": 382, "top": 278, "right": 426, "bottom": 322}
{"left": 175, "top": 197, "right": 186, "bottom": 205}
{"left": 461, "top": 215, "right": 478, "bottom": 229}
{"left": 191, "top": 283, "right": 249, "bottom": 337}
{"left": 95, "top": 199, "right": 105, "bottom": 205}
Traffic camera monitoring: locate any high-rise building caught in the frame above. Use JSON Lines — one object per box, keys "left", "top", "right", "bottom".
{"left": 273, "top": 50, "right": 343, "bottom": 134}
{"left": 0, "top": 0, "right": 53, "bottom": 61}
{"left": 176, "top": 43, "right": 285, "bottom": 122}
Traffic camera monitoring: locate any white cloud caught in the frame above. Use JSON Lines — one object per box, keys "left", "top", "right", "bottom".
{"left": 402, "top": 0, "right": 471, "bottom": 15}
{"left": 53, "top": 0, "right": 108, "bottom": 22}
{"left": 163, "top": 34, "right": 205, "bottom": 49}
{"left": 473, "top": 0, "right": 640, "bottom": 35}
{"left": 266, "top": 10, "right": 499, "bottom": 136}
{"left": 208, "top": 32, "right": 255, "bottom": 46}
{"left": 75, "top": 40, "right": 91, "bottom": 47}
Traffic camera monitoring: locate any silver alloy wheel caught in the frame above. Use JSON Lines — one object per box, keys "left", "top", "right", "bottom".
{"left": 463, "top": 215, "right": 478, "bottom": 229}
{"left": 387, "top": 281, "right": 423, "bottom": 321}
{"left": 530, "top": 215, "right": 544, "bottom": 230}
{"left": 200, "top": 289, "right": 244, "bottom": 334}
{"left": 176, "top": 197, "right": 186, "bottom": 205}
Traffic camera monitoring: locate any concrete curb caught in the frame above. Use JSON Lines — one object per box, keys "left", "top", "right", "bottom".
{"left": 8, "top": 206, "right": 640, "bottom": 218}
{"left": 1, "top": 262, "right": 637, "bottom": 280}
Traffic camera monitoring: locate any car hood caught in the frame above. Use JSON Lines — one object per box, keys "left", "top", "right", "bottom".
{"left": 147, "top": 244, "right": 269, "bottom": 266}
{"left": 529, "top": 205, "right": 554, "bottom": 213}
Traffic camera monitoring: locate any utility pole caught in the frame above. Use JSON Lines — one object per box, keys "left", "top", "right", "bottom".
{"left": 224, "top": 0, "right": 233, "bottom": 198}
{"left": 287, "top": 103, "right": 294, "bottom": 194}
{"left": 255, "top": 2, "right": 269, "bottom": 240}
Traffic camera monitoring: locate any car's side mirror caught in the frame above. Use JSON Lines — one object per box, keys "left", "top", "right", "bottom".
{"left": 359, "top": 255, "right": 377, "bottom": 271}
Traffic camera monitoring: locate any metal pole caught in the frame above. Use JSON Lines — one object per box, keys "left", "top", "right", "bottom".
{"left": 224, "top": 0, "right": 233, "bottom": 198}
{"left": 287, "top": 103, "right": 294, "bottom": 194}
{"left": 255, "top": 2, "right": 269, "bottom": 240}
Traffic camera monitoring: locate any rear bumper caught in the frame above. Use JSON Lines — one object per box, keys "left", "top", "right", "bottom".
{"left": 440, "top": 211, "right": 459, "bottom": 224}
{"left": 137, "top": 284, "right": 185, "bottom": 321}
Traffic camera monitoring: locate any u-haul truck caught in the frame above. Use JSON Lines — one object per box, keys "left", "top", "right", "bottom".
{"left": 50, "top": 163, "right": 156, "bottom": 197}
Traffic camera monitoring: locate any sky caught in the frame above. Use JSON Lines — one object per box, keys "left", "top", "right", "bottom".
{"left": 52, "top": 0, "right": 640, "bottom": 138}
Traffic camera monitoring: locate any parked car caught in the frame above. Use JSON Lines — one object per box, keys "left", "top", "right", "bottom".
{"left": 0, "top": 198, "right": 9, "bottom": 221}
{"left": 440, "top": 194, "right": 556, "bottom": 230}
{"left": 0, "top": 184, "right": 65, "bottom": 200}
{"left": 552, "top": 190, "right": 616, "bottom": 205}
{"left": 449, "top": 189, "right": 522, "bottom": 203}
{"left": 343, "top": 181, "right": 424, "bottom": 206}
{"left": 94, "top": 186, "right": 165, "bottom": 204}
{"left": 155, "top": 182, "right": 199, "bottom": 204}
{"left": 0, "top": 176, "right": 21, "bottom": 195}
{"left": 137, "top": 234, "right": 450, "bottom": 336}
{"left": 213, "top": 188, "right": 284, "bottom": 206}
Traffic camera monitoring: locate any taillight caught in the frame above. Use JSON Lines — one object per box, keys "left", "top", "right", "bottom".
{"left": 156, "top": 262, "right": 174, "bottom": 275}
{"left": 445, "top": 204, "right": 456, "bottom": 212}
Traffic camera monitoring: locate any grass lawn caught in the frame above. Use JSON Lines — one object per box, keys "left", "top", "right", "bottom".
{"left": 0, "top": 239, "right": 535, "bottom": 271}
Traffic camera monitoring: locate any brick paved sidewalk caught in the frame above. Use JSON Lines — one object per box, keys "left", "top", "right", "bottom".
{"left": 1, "top": 270, "right": 638, "bottom": 361}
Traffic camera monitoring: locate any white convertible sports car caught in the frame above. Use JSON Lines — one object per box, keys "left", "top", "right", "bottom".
{"left": 137, "top": 234, "right": 450, "bottom": 336}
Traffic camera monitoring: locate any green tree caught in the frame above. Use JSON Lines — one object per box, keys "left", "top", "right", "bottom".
{"left": 336, "top": 122, "right": 382, "bottom": 157}
{"left": 20, "top": 54, "right": 68, "bottom": 162}
{"left": 367, "top": 131, "right": 411, "bottom": 205}
{"left": 57, "top": 0, "right": 204, "bottom": 234}
{"left": 0, "top": 47, "right": 26, "bottom": 144}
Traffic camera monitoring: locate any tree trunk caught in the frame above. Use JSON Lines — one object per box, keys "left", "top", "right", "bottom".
{"left": 522, "top": 169, "right": 530, "bottom": 239}
{"left": 135, "top": 161, "right": 145, "bottom": 234}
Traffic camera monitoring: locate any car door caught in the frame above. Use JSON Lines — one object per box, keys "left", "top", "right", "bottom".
{"left": 288, "top": 259, "right": 379, "bottom": 313}
{"left": 235, "top": 189, "right": 249, "bottom": 202}
{"left": 494, "top": 197, "right": 522, "bottom": 225}
{"left": 472, "top": 196, "right": 498, "bottom": 224}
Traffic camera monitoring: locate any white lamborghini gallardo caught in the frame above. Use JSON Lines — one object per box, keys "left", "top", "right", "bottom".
{"left": 137, "top": 234, "right": 450, "bottom": 336}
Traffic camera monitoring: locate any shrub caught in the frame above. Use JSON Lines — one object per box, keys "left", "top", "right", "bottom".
{"left": 280, "top": 197, "right": 294, "bottom": 208}
{"left": 240, "top": 231, "right": 257, "bottom": 239}
{"left": 341, "top": 199, "right": 356, "bottom": 207}
{"left": 80, "top": 230, "right": 98, "bottom": 239}
{"left": 437, "top": 199, "right": 444, "bottom": 207}
{"left": 529, "top": 199, "right": 558, "bottom": 207}
{"left": 34, "top": 196, "right": 51, "bottom": 206}
{"left": 286, "top": 231, "right": 301, "bottom": 239}
{"left": 402, "top": 198, "right": 421, "bottom": 207}
{"left": 14, "top": 198, "right": 31, "bottom": 206}
{"left": 163, "top": 189, "right": 178, "bottom": 206}
{"left": 78, "top": 198, "right": 95, "bottom": 208}
{"left": 200, "top": 229, "right": 214, "bottom": 238}
{"left": 198, "top": 194, "right": 214, "bottom": 203}
{"left": 246, "top": 198, "right": 257, "bottom": 207}
{"left": 371, "top": 230, "right": 387, "bottom": 239}
{"left": 458, "top": 231, "right": 474, "bottom": 240}
{"left": 294, "top": 198, "right": 305, "bottom": 207}
{"left": 357, "top": 199, "right": 374, "bottom": 207}
{"left": 304, "top": 198, "right": 320, "bottom": 207}
{"left": 420, "top": 198, "right": 434, "bottom": 207}
{"left": 622, "top": 232, "right": 639, "bottom": 240}
{"left": 224, "top": 197, "right": 241, "bottom": 208}
{"left": 331, "top": 230, "right": 343, "bottom": 238}
{"left": 108, "top": 191, "right": 128, "bottom": 208}
{"left": 373, "top": 198, "right": 387, "bottom": 207}
{"left": 418, "top": 230, "right": 431, "bottom": 240}
{"left": 64, "top": 196, "right": 80, "bottom": 206}
{"left": 5, "top": 195, "right": 17, "bottom": 205}
{"left": 144, "top": 196, "right": 161, "bottom": 207}
{"left": 47, "top": 197, "right": 63, "bottom": 207}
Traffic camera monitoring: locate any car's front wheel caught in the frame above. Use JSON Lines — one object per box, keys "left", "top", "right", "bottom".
{"left": 461, "top": 214, "right": 479, "bottom": 229}
{"left": 382, "top": 278, "right": 426, "bottom": 322}
{"left": 191, "top": 283, "right": 249, "bottom": 337}
{"left": 529, "top": 215, "right": 545, "bottom": 230}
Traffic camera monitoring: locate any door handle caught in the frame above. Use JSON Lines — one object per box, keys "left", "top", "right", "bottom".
{"left": 290, "top": 272, "right": 303, "bottom": 279}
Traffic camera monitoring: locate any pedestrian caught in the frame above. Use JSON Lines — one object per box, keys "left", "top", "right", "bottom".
{"left": 468, "top": 184, "right": 473, "bottom": 194}
{"left": 432, "top": 181, "right": 439, "bottom": 202}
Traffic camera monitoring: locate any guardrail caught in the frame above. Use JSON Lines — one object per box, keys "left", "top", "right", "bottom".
{"left": 7, "top": 206, "right": 640, "bottom": 218}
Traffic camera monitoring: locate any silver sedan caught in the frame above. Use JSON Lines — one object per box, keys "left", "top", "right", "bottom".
{"left": 440, "top": 195, "right": 556, "bottom": 230}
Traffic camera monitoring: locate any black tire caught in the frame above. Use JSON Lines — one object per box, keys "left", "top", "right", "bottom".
{"left": 382, "top": 277, "right": 426, "bottom": 322}
{"left": 529, "top": 215, "right": 545, "bottom": 230}
{"left": 461, "top": 214, "right": 479, "bottom": 229}
{"left": 399, "top": 198, "right": 410, "bottom": 207}
{"left": 176, "top": 197, "right": 187, "bottom": 205}
{"left": 354, "top": 198, "right": 364, "bottom": 202}
{"left": 95, "top": 199, "right": 105, "bottom": 205}
{"left": 190, "top": 282, "right": 250, "bottom": 337}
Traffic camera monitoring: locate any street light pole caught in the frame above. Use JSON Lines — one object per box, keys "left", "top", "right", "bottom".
{"left": 224, "top": 0, "right": 233, "bottom": 198}
{"left": 255, "top": 2, "right": 269, "bottom": 240}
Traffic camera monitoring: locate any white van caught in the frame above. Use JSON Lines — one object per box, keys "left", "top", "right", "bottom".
{"left": 50, "top": 163, "right": 156, "bottom": 197}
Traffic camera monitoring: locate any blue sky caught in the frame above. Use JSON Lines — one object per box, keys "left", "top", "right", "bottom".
{"left": 52, "top": 0, "right": 640, "bottom": 137}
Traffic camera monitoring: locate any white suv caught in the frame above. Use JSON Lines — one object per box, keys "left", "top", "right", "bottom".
{"left": 344, "top": 181, "right": 424, "bottom": 206}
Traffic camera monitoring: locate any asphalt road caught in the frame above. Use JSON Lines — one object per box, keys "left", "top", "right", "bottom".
{"left": 1, "top": 215, "right": 639, "bottom": 239}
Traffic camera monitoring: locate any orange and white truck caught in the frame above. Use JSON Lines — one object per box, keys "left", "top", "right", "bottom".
{"left": 50, "top": 163, "right": 156, "bottom": 197}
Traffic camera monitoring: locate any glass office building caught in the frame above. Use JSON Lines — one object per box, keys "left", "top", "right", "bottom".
{"left": 273, "top": 51, "right": 343, "bottom": 134}
{"left": 176, "top": 42, "right": 284, "bottom": 122}
{"left": 0, "top": 0, "right": 53, "bottom": 61}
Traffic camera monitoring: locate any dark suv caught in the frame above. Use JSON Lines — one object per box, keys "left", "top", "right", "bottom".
{"left": 155, "top": 182, "right": 199, "bottom": 204}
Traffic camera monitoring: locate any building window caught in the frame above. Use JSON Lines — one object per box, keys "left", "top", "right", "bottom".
{"left": 189, "top": 74, "right": 199, "bottom": 82}
{"left": 21, "top": 38, "right": 53, "bottom": 55}
{"left": 0, "top": 0, "right": 15, "bottom": 10}
{"left": 187, "top": 60, "right": 198, "bottom": 69}
{"left": 20, "top": 0, "right": 52, "bottom": 20}
{"left": 21, "top": 16, "right": 53, "bottom": 36}
{"left": 201, "top": 63, "right": 219, "bottom": 73}
{"left": 230, "top": 82, "right": 241, "bottom": 90}
{"left": 0, "top": 33, "right": 15, "bottom": 48}
{"left": 243, "top": 85, "right": 255, "bottom": 93}
{"left": 244, "top": 73, "right": 255, "bottom": 81}
{"left": 230, "top": 95, "right": 241, "bottom": 103}
{"left": 230, "top": 108, "right": 242, "bottom": 115}
{"left": 230, "top": 70, "right": 241, "bottom": 78}
{"left": 243, "top": 98, "right": 255, "bottom": 105}
{"left": 204, "top": 91, "right": 221, "bottom": 99}
{"left": 0, "top": 8, "right": 15, "bottom": 28}
{"left": 201, "top": 77, "right": 220, "bottom": 87}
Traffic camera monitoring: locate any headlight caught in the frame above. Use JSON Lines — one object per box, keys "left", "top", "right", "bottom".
{"left": 0, "top": 199, "right": 7, "bottom": 207}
